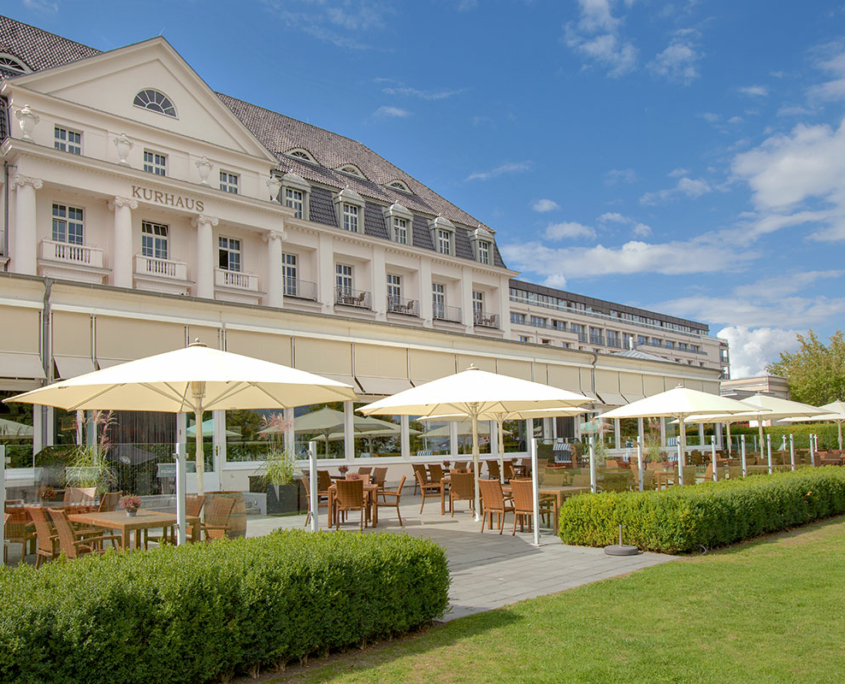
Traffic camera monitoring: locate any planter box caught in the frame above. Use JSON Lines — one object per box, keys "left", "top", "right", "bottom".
{"left": 249, "top": 477, "right": 304, "bottom": 515}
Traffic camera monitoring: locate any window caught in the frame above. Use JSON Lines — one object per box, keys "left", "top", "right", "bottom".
{"left": 54, "top": 126, "right": 81, "bottom": 155}
{"left": 219, "top": 171, "right": 239, "bottom": 194}
{"left": 678, "top": 342, "right": 688, "bottom": 351}
{"left": 393, "top": 217, "right": 408, "bottom": 244}
{"left": 338, "top": 164, "right": 365, "bottom": 179}
{"left": 133, "top": 89, "right": 176, "bottom": 117}
{"left": 530, "top": 316, "right": 547, "bottom": 328}
{"left": 387, "top": 274, "right": 402, "bottom": 306}
{"left": 51, "top": 204, "right": 83, "bottom": 244}
{"left": 286, "top": 148, "right": 316, "bottom": 164}
{"left": 282, "top": 253, "right": 297, "bottom": 296}
{"left": 388, "top": 180, "right": 411, "bottom": 193}
{"left": 285, "top": 188, "right": 304, "bottom": 219}
{"left": 473, "top": 291, "right": 484, "bottom": 319}
{"left": 336, "top": 264, "right": 353, "bottom": 294}
{"left": 218, "top": 237, "right": 241, "bottom": 272}
{"left": 510, "top": 312, "right": 526, "bottom": 325}
{"left": 477, "top": 240, "right": 491, "bottom": 265}
{"left": 343, "top": 203, "right": 359, "bottom": 232}
{"left": 0, "top": 54, "right": 30, "bottom": 73}
{"left": 432, "top": 283, "right": 446, "bottom": 319}
{"left": 141, "top": 221, "right": 169, "bottom": 260}
{"left": 143, "top": 150, "right": 167, "bottom": 176}
{"left": 436, "top": 229, "right": 452, "bottom": 255}
{"left": 519, "top": 335, "right": 530, "bottom": 343}
{"left": 553, "top": 320, "right": 566, "bottom": 331}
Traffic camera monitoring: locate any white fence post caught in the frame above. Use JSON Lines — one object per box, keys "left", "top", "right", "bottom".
{"left": 637, "top": 440, "right": 643, "bottom": 492}
{"left": 767, "top": 434, "right": 773, "bottom": 475}
{"left": 175, "top": 442, "right": 186, "bottom": 546}
{"left": 308, "top": 440, "right": 319, "bottom": 532}
{"left": 789, "top": 434, "right": 795, "bottom": 471}
{"left": 741, "top": 435, "right": 747, "bottom": 478}
{"left": 589, "top": 436, "right": 597, "bottom": 494}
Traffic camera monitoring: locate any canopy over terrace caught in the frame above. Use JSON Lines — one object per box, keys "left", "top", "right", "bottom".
{"left": 601, "top": 386, "right": 761, "bottom": 485}
{"left": 782, "top": 400, "right": 845, "bottom": 450}
{"left": 359, "top": 366, "right": 590, "bottom": 532}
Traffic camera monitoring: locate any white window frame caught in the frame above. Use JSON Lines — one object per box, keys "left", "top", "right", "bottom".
{"left": 134, "top": 89, "right": 177, "bottom": 118}
{"left": 218, "top": 236, "right": 241, "bottom": 272}
{"left": 342, "top": 203, "right": 359, "bottom": 232}
{"left": 51, "top": 203, "right": 84, "bottom": 245}
{"left": 470, "top": 226, "right": 495, "bottom": 265}
{"left": 143, "top": 150, "right": 167, "bottom": 176}
{"left": 334, "top": 187, "right": 365, "bottom": 234}
{"left": 219, "top": 171, "right": 239, "bottom": 194}
{"left": 429, "top": 216, "right": 456, "bottom": 257}
{"left": 478, "top": 240, "right": 490, "bottom": 265}
{"left": 384, "top": 202, "right": 413, "bottom": 245}
{"left": 473, "top": 290, "right": 484, "bottom": 317}
{"left": 285, "top": 188, "right": 304, "bottom": 219}
{"left": 280, "top": 173, "right": 311, "bottom": 221}
{"left": 54, "top": 126, "right": 81, "bottom": 155}
{"left": 282, "top": 253, "right": 298, "bottom": 296}
{"left": 336, "top": 263, "right": 353, "bottom": 294}
{"left": 436, "top": 229, "right": 452, "bottom": 256}
{"left": 393, "top": 217, "right": 409, "bottom": 245}
{"left": 141, "top": 221, "right": 169, "bottom": 260}
{"left": 387, "top": 274, "right": 402, "bottom": 306}
{"left": 432, "top": 282, "right": 446, "bottom": 319}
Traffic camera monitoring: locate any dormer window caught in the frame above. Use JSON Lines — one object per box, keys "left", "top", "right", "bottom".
{"left": 285, "top": 148, "right": 317, "bottom": 164}
{"left": 337, "top": 164, "right": 366, "bottom": 179}
{"left": 478, "top": 240, "right": 490, "bottom": 265}
{"left": 0, "top": 53, "right": 30, "bottom": 74}
{"left": 383, "top": 202, "right": 414, "bottom": 245}
{"left": 280, "top": 172, "right": 311, "bottom": 221}
{"left": 429, "top": 216, "right": 456, "bottom": 257}
{"left": 470, "top": 226, "right": 496, "bottom": 265}
{"left": 334, "top": 187, "right": 365, "bottom": 234}
{"left": 133, "top": 89, "right": 177, "bottom": 118}
{"left": 388, "top": 180, "right": 411, "bottom": 194}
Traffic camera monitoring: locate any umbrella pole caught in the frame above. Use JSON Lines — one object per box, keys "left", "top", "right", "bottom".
{"left": 789, "top": 434, "right": 795, "bottom": 472}
{"left": 175, "top": 442, "right": 186, "bottom": 546}
{"left": 472, "top": 412, "right": 481, "bottom": 522}
{"left": 678, "top": 415, "right": 686, "bottom": 486}
{"left": 195, "top": 407, "right": 204, "bottom": 496}
{"left": 839, "top": 421, "right": 843, "bottom": 451}
{"left": 767, "top": 434, "right": 773, "bottom": 475}
{"left": 309, "top": 440, "right": 319, "bottom": 532}
{"left": 498, "top": 419, "right": 505, "bottom": 485}
{"left": 711, "top": 436, "right": 718, "bottom": 482}
{"left": 589, "top": 435, "right": 597, "bottom": 494}
{"left": 741, "top": 435, "right": 747, "bottom": 477}
{"left": 726, "top": 422, "right": 732, "bottom": 456}
{"left": 637, "top": 439, "right": 643, "bottom": 492}
{"left": 758, "top": 422, "right": 764, "bottom": 461}
{"left": 530, "top": 436, "right": 540, "bottom": 547}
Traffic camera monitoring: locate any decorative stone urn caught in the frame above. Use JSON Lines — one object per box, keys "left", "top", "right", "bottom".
{"left": 196, "top": 156, "right": 213, "bottom": 185}
{"left": 16, "top": 105, "right": 39, "bottom": 140}
{"left": 114, "top": 133, "right": 133, "bottom": 166}
{"left": 267, "top": 174, "right": 282, "bottom": 202}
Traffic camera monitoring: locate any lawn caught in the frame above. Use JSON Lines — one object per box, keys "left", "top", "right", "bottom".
{"left": 265, "top": 516, "right": 845, "bottom": 684}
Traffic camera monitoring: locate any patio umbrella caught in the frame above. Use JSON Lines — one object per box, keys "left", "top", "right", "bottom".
{"left": 359, "top": 366, "right": 589, "bottom": 524}
{"left": 4, "top": 342, "right": 357, "bottom": 498}
{"left": 270, "top": 407, "right": 390, "bottom": 457}
{"left": 0, "top": 417, "right": 33, "bottom": 438}
{"left": 601, "top": 386, "right": 761, "bottom": 485}
{"left": 186, "top": 418, "right": 238, "bottom": 438}
{"left": 782, "top": 400, "right": 845, "bottom": 450}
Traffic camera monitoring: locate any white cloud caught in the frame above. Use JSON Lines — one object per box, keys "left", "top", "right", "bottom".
{"left": 563, "top": 0, "right": 638, "bottom": 78}
{"left": 543, "top": 273, "right": 568, "bottom": 289}
{"left": 809, "top": 48, "right": 845, "bottom": 101}
{"left": 668, "top": 167, "right": 690, "bottom": 177}
{"left": 777, "top": 104, "right": 814, "bottom": 117}
{"left": 654, "top": 294, "right": 845, "bottom": 328}
{"left": 701, "top": 112, "right": 721, "bottom": 123}
{"left": 532, "top": 199, "right": 561, "bottom": 213}
{"left": 381, "top": 84, "right": 465, "bottom": 100}
{"left": 597, "top": 212, "right": 628, "bottom": 223}
{"left": 717, "top": 327, "right": 801, "bottom": 379}
{"left": 545, "top": 222, "right": 597, "bottom": 240}
{"left": 262, "top": 0, "right": 394, "bottom": 49}
{"left": 738, "top": 85, "right": 768, "bottom": 97}
{"left": 632, "top": 222, "right": 652, "bottom": 237}
{"left": 639, "top": 176, "right": 711, "bottom": 205}
{"left": 466, "top": 161, "right": 532, "bottom": 182}
{"left": 647, "top": 30, "right": 701, "bottom": 85}
{"left": 733, "top": 270, "right": 844, "bottom": 300}
{"left": 22, "top": 0, "right": 58, "bottom": 11}
{"left": 457, "top": 0, "right": 478, "bottom": 11}
{"left": 604, "top": 167, "right": 638, "bottom": 185}
{"left": 373, "top": 106, "right": 411, "bottom": 119}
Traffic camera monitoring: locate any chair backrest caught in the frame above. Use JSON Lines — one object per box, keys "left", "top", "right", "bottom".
{"left": 503, "top": 462, "right": 515, "bottom": 480}
{"left": 372, "top": 467, "right": 388, "bottom": 487}
{"left": 478, "top": 478, "right": 505, "bottom": 510}
{"left": 389, "top": 476, "right": 406, "bottom": 500}
{"left": 98, "top": 491, "right": 122, "bottom": 513}
{"left": 571, "top": 473, "right": 591, "bottom": 487}
{"left": 205, "top": 496, "right": 235, "bottom": 530}
{"left": 357, "top": 466, "right": 372, "bottom": 475}
{"left": 428, "top": 464, "right": 444, "bottom": 483}
{"left": 487, "top": 461, "right": 501, "bottom": 479}
{"left": 335, "top": 479, "right": 364, "bottom": 507}
{"left": 455, "top": 461, "right": 467, "bottom": 470}
{"left": 450, "top": 472, "right": 475, "bottom": 500}
{"left": 510, "top": 479, "right": 535, "bottom": 513}
{"left": 647, "top": 462, "right": 662, "bottom": 471}
{"left": 47, "top": 508, "right": 81, "bottom": 559}
{"left": 26, "top": 506, "right": 55, "bottom": 555}
{"left": 347, "top": 474, "right": 370, "bottom": 485}
{"left": 317, "top": 470, "right": 332, "bottom": 492}
{"left": 5, "top": 505, "right": 29, "bottom": 541}
{"left": 606, "top": 459, "right": 620, "bottom": 468}
{"left": 186, "top": 495, "right": 206, "bottom": 518}
{"left": 412, "top": 463, "right": 428, "bottom": 484}
{"left": 67, "top": 487, "right": 97, "bottom": 505}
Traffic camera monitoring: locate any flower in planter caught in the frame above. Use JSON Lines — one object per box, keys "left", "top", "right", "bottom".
{"left": 338, "top": 465, "right": 349, "bottom": 474}
{"left": 119, "top": 495, "right": 142, "bottom": 511}
{"left": 41, "top": 486, "right": 56, "bottom": 500}
{"left": 346, "top": 473, "right": 361, "bottom": 481}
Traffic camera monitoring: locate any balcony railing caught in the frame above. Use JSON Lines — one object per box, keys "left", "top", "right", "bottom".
{"left": 387, "top": 295, "right": 419, "bottom": 316}
{"left": 606, "top": 337, "right": 622, "bottom": 349}
{"left": 474, "top": 310, "right": 500, "bottom": 329}
{"left": 134, "top": 254, "right": 188, "bottom": 280}
{"left": 433, "top": 303, "right": 462, "bottom": 324}
{"left": 576, "top": 332, "right": 587, "bottom": 343}
{"left": 215, "top": 268, "right": 259, "bottom": 291}
{"left": 589, "top": 334, "right": 605, "bottom": 346}
{"left": 335, "top": 287, "right": 371, "bottom": 309}
{"left": 283, "top": 277, "right": 317, "bottom": 301}
{"left": 41, "top": 240, "right": 104, "bottom": 268}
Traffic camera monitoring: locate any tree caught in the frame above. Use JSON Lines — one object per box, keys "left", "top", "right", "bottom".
{"left": 767, "top": 330, "right": 845, "bottom": 406}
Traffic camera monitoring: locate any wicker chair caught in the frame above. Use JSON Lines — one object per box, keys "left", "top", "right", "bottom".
{"left": 372, "top": 467, "right": 388, "bottom": 498}
{"left": 454, "top": 461, "right": 468, "bottom": 471}
{"left": 301, "top": 475, "right": 328, "bottom": 527}
{"left": 478, "top": 478, "right": 513, "bottom": 534}
{"left": 47, "top": 508, "right": 119, "bottom": 559}
{"left": 428, "top": 463, "right": 445, "bottom": 483}
{"left": 502, "top": 461, "right": 516, "bottom": 482}
{"left": 357, "top": 466, "right": 372, "bottom": 476}
{"left": 487, "top": 460, "right": 501, "bottom": 480}
{"left": 376, "top": 476, "right": 406, "bottom": 527}
{"left": 412, "top": 463, "right": 428, "bottom": 496}
{"left": 144, "top": 494, "right": 205, "bottom": 548}
{"left": 199, "top": 496, "right": 235, "bottom": 541}
{"left": 26, "top": 507, "right": 59, "bottom": 568}
{"left": 510, "top": 479, "right": 554, "bottom": 535}
{"left": 335, "top": 479, "right": 365, "bottom": 530}
{"left": 64, "top": 487, "right": 97, "bottom": 506}
{"left": 4, "top": 505, "right": 35, "bottom": 564}
{"left": 414, "top": 467, "right": 444, "bottom": 514}
{"left": 98, "top": 491, "right": 122, "bottom": 513}
{"left": 317, "top": 470, "right": 332, "bottom": 493}
{"left": 449, "top": 472, "right": 475, "bottom": 517}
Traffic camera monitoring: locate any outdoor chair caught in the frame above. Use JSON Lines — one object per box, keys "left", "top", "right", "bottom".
{"left": 335, "top": 479, "right": 365, "bottom": 530}
{"left": 487, "top": 460, "right": 501, "bottom": 480}
{"left": 47, "top": 508, "right": 120, "bottom": 560}
{"left": 414, "top": 467, "right": 445, "bottom": 514}
{"left": 372, "top": 466, "right": 388, "bottom": 496}
{"left": 510, "top": 479, "right": 554, "bottom": 535}
{"left": 640, "top": 469, "right": 657, "bottom": 491}
{"left": 357, "top": 467, "right": 372, "bottom": 476}
{"left": 449, "top": 471, "right": 476, "bottom": 517}
{"left": 454, "top": 461, "right": 468, "bottom": 471}
{"left": 4, "top": 505, "right": 35, "bottom": 564}
{"left": 376, "top": 476, "right": 406, "bottom": 527}
{"left": 606, "top": 459, "right": 620, "bottom": 468}
{"left": 412, "top": 463, "right": 428, "bottom": 495}
{"left": 428, "top": 464, "right": 446, "bottom": 484}
{"left": 26, "top": 506, "right": 59, "bottom": 568}
{"left": 317, "top": 470, "right": 333, "bottom": 493}
{"left": 301, "top": 475, "right": 328, "bottom": 527}
{"left": 503, "top": 461, "right": 516, "bottom": 482}
{"left": 199, "top": 496, "right": 236, "bottom": 541}
{"left": 98, "top": 491, "right": 122, "bottom": 513}
{"left": 478, "top": 478, "right": 513, "bottom": 534}
{"left": 64, "top": 487, "right": 97, "bottom": 506}
{"left": 144, "top": 494, "right": 206, "bottom": 548}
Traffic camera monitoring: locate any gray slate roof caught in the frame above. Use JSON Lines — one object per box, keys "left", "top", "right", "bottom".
{"left": 0, "top": 16, "right": 101, "bottom": 74}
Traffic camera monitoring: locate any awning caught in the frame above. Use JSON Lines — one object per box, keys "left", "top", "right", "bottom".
{"left": 0, "top": 352, "right": 46, "bottom": 380}
{"left": 97, "top": 358, "right": 131, "bottom": 369}
{"left": 355, "top": 376, "right": 414, "bottom": 396}
{"left": 597, "top": 392, "right": 628, "bottom": 407}
{"left": 319, "top": 373, "right": 356, "bottom": 389}
{"left": 623, "top": 393, "right": 646, "bottom": 403}
{"left": 54, "top": 355, "right": 97, "bottom": 379}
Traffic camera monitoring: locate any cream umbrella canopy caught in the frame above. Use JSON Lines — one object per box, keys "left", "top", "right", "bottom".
{"left": 782, "top": 400, "right": 845, "bottom": 450}
{"left": 600, "top": 386, "right": 761, "bottom": 485}
{"left": 359, "top": 366, "right": 589, "bottom": 520}
{"left": 259, "top": 407, "right": 389, "bottom": 457}
{"left": 4, "top": 342, "right": 358, "bottom": 496}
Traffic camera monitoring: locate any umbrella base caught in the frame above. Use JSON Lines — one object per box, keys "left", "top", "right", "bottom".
{"left": 604, "top": 544, "right": 639, "bottom": 556}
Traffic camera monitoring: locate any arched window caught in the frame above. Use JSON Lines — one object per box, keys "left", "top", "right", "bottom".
{"left": 337, "top": 164, "right": 366, "bottom": 179}
{"left": 285, "top": 148, "right": 317, "bottom": 164}
{"left": 388, "top": 180, "right": 411, "bottom": 194}
{"left": 0, "top": 53, "right": 30, "bottom": 74}
{"left": 133, "top": 89, "right": 177, "bottom": 118}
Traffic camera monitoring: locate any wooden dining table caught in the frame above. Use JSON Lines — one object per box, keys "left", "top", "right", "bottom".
{"left": 501, "top": 483, "right": 590, "bottom": 534}
{"left": 68, "top": 509, "right": 200, "bottom": 551}
{"left": 653, "top": 470, "right": 677, "bottom": 489}
{"left": 327, "top": 483, "right": 379, "bottom": 528}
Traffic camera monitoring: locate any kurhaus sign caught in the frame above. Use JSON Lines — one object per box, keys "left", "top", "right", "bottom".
{"left": 132, "top": 186, "right": 205, "bottom": 212}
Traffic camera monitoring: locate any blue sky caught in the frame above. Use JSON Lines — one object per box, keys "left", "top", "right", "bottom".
{"left": 10, "top": 0, "right": 845, "bottom": 377}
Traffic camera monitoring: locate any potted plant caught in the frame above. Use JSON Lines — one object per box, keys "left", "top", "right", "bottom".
{"left": 338, "top": 464, "right": 349, "bottom": 475}
{"left": 255, "top": 413, "right": 300, "bottom": 515}
{"left": 119, "top": 495, "right": 141, "bottom": 517}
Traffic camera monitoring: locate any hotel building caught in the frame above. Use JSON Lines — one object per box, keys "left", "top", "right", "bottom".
{"left": 0, "top": 16, "right": 726, "bottom": 492}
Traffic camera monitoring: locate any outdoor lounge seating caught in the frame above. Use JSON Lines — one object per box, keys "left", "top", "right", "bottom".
{"left": 478, "top": 478, "right": 513, "bottom": 534}
{"left": 449, "top": 471, "right": 475, "bottom": 516}
{"left": 26, "top": 506, "right": 59, "bottom": 568}
{"left": 335, "top": 479, "right": 365, "bottom": 530}
{"left": 414, "top": 466, "right": 445, "bottom": 514}
{"left": 510, "top": 479, "right": 554, "bottom": 534}
{"left": 199, "top": 496, "right": 235, "bottom": 541}
{"left": 376, "top": 476, "right": 406, "bottom": 527}
{"left": 47, "top": 508, "right": 120, "bottom": 559}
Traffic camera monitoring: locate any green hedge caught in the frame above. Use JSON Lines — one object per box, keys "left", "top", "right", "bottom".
{"left": 0, "top": 530, "right": 449, "bottom": 684}
{"left": 559, "top": 467, "right": 845, "bottom": 554}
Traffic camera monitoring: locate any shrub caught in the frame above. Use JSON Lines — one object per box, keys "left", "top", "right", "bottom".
{"left": 559, "top": 467, "right": 845, "bottom": 554}
{"left": 0, "top": 530, "right": 449, "bottom": 684}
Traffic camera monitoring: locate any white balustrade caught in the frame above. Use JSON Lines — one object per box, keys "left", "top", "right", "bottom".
{"left": 134, "top": 254, "right": 188, "bottom": 280}
{"left": 215, "top": 268, "right": 259, "bottom": 291}
{"left": 40, "top": 240, "right": 104, "bottom": 268}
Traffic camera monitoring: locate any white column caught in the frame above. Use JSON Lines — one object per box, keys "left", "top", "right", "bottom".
{"left": 660, "top": 417, "right": 667, "bottom": 447}
{"left": 109, "top": 196, "right": 137, "bottom": 288}
{"left": 343, "top": 401, "right": 354, "bottom": 461}
{"left": 318, "top": 233, "right": 334, "bottom": 312}
{"left": 372, "top": 245, "right": 387, "bottom": 321}
{"left": 12, "top": 175, "right": 42, "bottom": 275}
{"left": 400, "top": 415, "right": 410, "bottom": 460}
{"left": 264, "top": 230, "right": 285, "bottom": 308}
{"left": 461, "top": 266, "right": 473, "bottom": 333}
{"left": 192, "top": 215, "right": 217, "bottom": 299}
{"left": 698, "top": 423, "right": 705, "bottom": 448}
{"left": 614, "top": 419, "right": 621, "bottom": 450}
{"left": 420, "top": 259, "right": 433, "bottom": 326}
{"left": 498, "top": 275, "right": 511, "bottom": 335}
